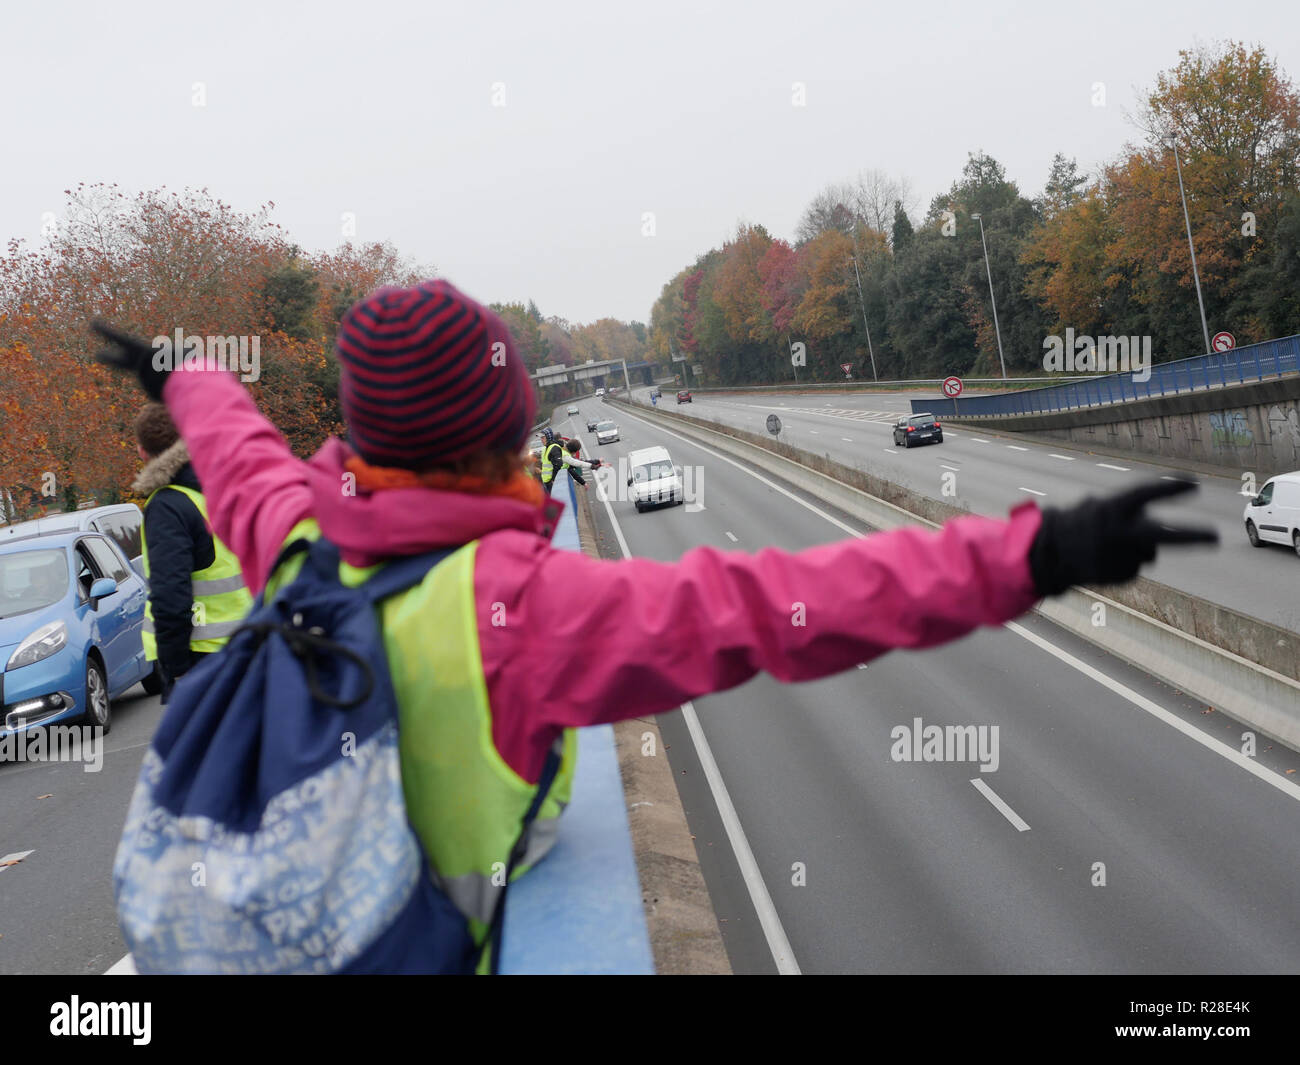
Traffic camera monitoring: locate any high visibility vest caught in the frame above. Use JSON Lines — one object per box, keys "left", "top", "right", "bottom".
{"left": 265, "top": 518, "right": 578, "bottom": 969}
{"left": 540, "top": 442, "right": 564, "bottom": 484}
{"left": 141, "top": 485, "right": 253, "bottom": 659}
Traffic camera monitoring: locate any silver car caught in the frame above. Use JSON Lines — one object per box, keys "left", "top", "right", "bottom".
{"left": 595, "top": 420, "right": 620, "bottom": 445}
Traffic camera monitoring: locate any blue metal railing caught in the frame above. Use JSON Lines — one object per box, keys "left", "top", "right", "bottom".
{"left": 912, "top": 334, "right": 1300, "bottom": 418}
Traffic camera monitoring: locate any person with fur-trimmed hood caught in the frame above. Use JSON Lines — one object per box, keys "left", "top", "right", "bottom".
{"left": 132, "top": 403, "right": 252, "bottom": 700}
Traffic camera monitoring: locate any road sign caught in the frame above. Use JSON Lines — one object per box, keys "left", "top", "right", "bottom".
{"left": 1212, "top": 331, "right": 1236, "bottom": 352}
{"left": 942, "top": 376, "right": 963, "bottom": 398}
{"left": 840, "top": 362, "right": 853, "bottom": 377}
{"left": 766, "top": 414, "right": 782, "bottom": 435}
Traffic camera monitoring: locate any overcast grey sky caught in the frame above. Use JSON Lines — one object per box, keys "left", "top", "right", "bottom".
{"left": 3, "top": 0, "right": 1297, "bottom": 325}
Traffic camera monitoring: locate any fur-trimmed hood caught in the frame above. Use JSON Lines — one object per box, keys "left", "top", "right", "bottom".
{"left": 131, "top": 439, "right": 192, "bottom": 497}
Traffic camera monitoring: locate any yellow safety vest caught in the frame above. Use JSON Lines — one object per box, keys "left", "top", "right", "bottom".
{"left": 141, "top": 485, "right": 253, "bottom": 658}
{"left": 264, "top": 518, "right": 578, "bottom": 971}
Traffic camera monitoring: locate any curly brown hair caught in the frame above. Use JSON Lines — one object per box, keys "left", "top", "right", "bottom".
{"left": 134, "top": 402, "right": 180, "bottom": 458}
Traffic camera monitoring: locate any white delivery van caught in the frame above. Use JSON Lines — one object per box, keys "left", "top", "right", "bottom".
{"left": 1243, "top": 471, "right": 1300, "bottom": 556}
{"left": 626, "top": 446, "right": 684, "bottom": 512}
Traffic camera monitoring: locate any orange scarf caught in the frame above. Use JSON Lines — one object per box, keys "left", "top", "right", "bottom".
{"left": 344, "top": 456, "right": 546, "bottom": 507}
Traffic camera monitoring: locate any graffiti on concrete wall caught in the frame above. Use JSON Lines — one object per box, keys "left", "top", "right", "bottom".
{"left": 1209, "top": 410, "right": 1254, "bottom": 449}
{"left": 1266, "top": 404, "right": 1300, "bottom": 448}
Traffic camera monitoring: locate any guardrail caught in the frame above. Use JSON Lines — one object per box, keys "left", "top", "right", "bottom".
{"left": 608, "top": 394, "right": 1300, "bottom": 749}
{"left": 917, "top": 334, "right": 1300, "bottom": 418}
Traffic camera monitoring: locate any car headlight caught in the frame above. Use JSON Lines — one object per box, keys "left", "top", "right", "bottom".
{"left": 7, "top": 621, "right": 68, "bottom": 670}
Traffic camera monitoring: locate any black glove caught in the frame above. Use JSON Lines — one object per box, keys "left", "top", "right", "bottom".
{"left": 91, "top": 319, "right": 169, "bottom": 400}
{"left": 1028, "top": 479, "right": 1217, "bottom": 597}
{"left": 589, "top": 458, "right": 603, "bottom": 470}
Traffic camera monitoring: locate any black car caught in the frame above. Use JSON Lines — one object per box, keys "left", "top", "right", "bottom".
{"left": 893, "top": 413, "right": 942, "bottom": 447}
{"left": 586, "top": 416, "right": 600, "bottom": 432}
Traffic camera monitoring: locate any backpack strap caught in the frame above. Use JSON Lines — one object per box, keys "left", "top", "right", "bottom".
{"left": 487, "top": 742, "right": 563, "bottom": 975}
{"left": 261, "top": 536, "right": 457, "bottom": 605}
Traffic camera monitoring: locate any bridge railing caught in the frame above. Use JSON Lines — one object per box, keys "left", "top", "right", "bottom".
{"left": 913, "top": 334, "right": 1300, "bottom": 418}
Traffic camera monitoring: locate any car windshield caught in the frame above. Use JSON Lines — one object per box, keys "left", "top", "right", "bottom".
{"left": 0, "top": 548, "right": 69, "bottom": 618}
{"left": 633, "top": 461, "right": 674, "bottom": 482}
{"left": 909, "top": 415, "right": 936, "bottom": 426}
{"left": 597, "top": 422, "right": 615, "bottom": 432}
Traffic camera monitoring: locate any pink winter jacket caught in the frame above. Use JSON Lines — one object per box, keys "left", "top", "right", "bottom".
{"left": 163, "top": 368, "right": 1044, "bottom": 784}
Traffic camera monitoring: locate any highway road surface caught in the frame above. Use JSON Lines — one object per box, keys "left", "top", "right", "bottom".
{"left": 562, "top": 396, "right": 1300, "bottom": 974}
{"left": 625, "top": 388, "right": 1299, "bottom": 634}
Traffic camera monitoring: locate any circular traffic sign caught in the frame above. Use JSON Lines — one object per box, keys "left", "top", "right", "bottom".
{"left": 942, "top": 376, "right": 963, "bottom": 398}
{"left": 766, "top": 414, "right": 782, "bottom": 435}
{"left": 1212, "top": 331, "right": 1235, "bottom": 352}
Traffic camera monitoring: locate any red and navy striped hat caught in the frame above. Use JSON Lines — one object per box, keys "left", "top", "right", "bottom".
{"left": 335, "top": 280, "right": 535, "bottom": 468}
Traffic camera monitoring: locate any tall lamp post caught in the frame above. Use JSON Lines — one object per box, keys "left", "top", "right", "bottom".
{"left": 1164, "top": 133, "right": 1212, "bottom": 355}
{"left": 848, "top": 256, "right": 879, "bottom": 381}
{"left": 970, "top": 213, "right": 1007, "bottom": 380}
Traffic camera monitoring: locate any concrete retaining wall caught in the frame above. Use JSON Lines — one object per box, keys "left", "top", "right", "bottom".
{"left": 943, "top": 376, "right": 1300, "bottom": 476}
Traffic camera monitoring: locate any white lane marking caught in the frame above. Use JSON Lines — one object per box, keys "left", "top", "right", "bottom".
{"left": 617, "top": 403, "right": 1300, "bottom": 804}
{"left": 1049, "top": 454, "right": 1076, "bottom": 461}
{"left": 1018, "top": 487, "right": 1047, "bottom": 497}
{"left": 971, "top": 438, "right": 990, "bottom": 444}
{"left": 1097, "top": 463, "right": 1131, "bottom": 472}
{"left": 1160, "top": 475, "right": 1181, "bottom": 481}
{"left": 105, "top": 954, "right": 138, "bottom": 975}
{"left": 1006, "top": 445, "right": 1029, "bottom": 452}
{"left": 679, "top": 699, "right": 799, "bottom": 973}
{"left": 809, "top": 430, "right": 819, "bottom": 435}
{"left": 970, "top": 780, "right": 1031, "bottom": 832}
{"left": 590, "top": 430, "right": 803, "bottom": 974}
{"left": 841, "top": 437, "right": 854, "bottom": 442}
{"left": 940, "top": 464, "right": 961, "bottom": 472}
{"left": 1007, "top": 621, "right": 1300, "bottom": 803}
{"left": 0, "top": 850, "right": 34, "bottom": 870}
{"left": 883, "top": 448, "right": 899, "bottom": 454}
{"left": 725, "top": 531, "right": 738, "bottom": 542}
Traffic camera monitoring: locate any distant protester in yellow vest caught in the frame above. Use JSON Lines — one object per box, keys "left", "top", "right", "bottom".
{"left": 132, "top": 403, "right": 253, "bottom": 701}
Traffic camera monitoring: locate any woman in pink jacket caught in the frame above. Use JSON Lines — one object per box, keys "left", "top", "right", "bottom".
{"left": 93, "top": 281, "right": 1213, "bottom": 956}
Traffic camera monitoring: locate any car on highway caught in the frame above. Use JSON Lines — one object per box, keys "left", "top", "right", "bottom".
{"left": 586, "top": 415, "right": 600, "bottom": 432}
{"left": 650, "top": 387, "right": 661, "bottom": 399}
{"left": 892, "top": 413, "right": 943, "bottom": 448}
{"left": 1, "top": 503, "right": 146, "bottom": 579}
{"left": 595, "top": 388, "right": 605, "bottom": 397}
{"left": 1244, "top": 471, "right": 1300, "bottom": 556}
{"left": 676, "top": 390, "right": 692, "bottom": 404}
{"left": 0, "top": 530, "right": 160, "bottom": 742}
{"left": 595, "top": 420, "right": 620, "bottom": 445}
{"left": 566, "top": 405, "right": 579, "bottom": 416}
{"left": 626, "top": 446, "right": 684, "bottom": 512}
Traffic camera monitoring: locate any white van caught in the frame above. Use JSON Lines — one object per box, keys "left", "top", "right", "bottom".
{"left": 626, "top": 446, "right": 684, "bottom": 512}
{"left": 1244, "top": 471, "right": 1300, "bottom": 556}
{"left": 0, "top": 503, "right": 146, "bottom": 577}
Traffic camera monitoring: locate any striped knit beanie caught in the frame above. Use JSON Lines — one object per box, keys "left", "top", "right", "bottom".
{"left": 335, "top": 280, "right": 535, "bottom": 468}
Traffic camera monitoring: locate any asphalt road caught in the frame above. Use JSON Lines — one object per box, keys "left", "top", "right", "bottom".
{"left": 0, "top": 686, "right": 162, "bottom": 975}
{"left": 628, "top": 388, "right": 1298, "bottom": 633}
{"left": 561, "top": 396, "right": 1300, "bottom": 974}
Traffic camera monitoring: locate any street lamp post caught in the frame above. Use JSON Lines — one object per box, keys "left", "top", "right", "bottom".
{"left": 848, "top": 256, "right": 879, "bottom": 381}
{"left": 1164, "top": 134, "right": 1212, "bottom": 355}
{"left": 970, "top": 213, "right": 1008, "bottom": 380}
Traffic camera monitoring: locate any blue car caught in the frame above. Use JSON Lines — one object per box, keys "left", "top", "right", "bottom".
{"left": 0, "top": 531, "right": 159, "bottom": 741}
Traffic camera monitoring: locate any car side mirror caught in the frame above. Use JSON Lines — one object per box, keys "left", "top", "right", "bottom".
{"left": 626, "top": 477, "right": 634, "bottom": 487}
{"left": 89, "top": 576, "right": 117, "bottom": 609}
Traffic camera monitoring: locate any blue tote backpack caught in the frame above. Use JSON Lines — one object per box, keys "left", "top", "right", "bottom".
{"left": 113, "top": 536, "right": 559, "bottom": 974}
